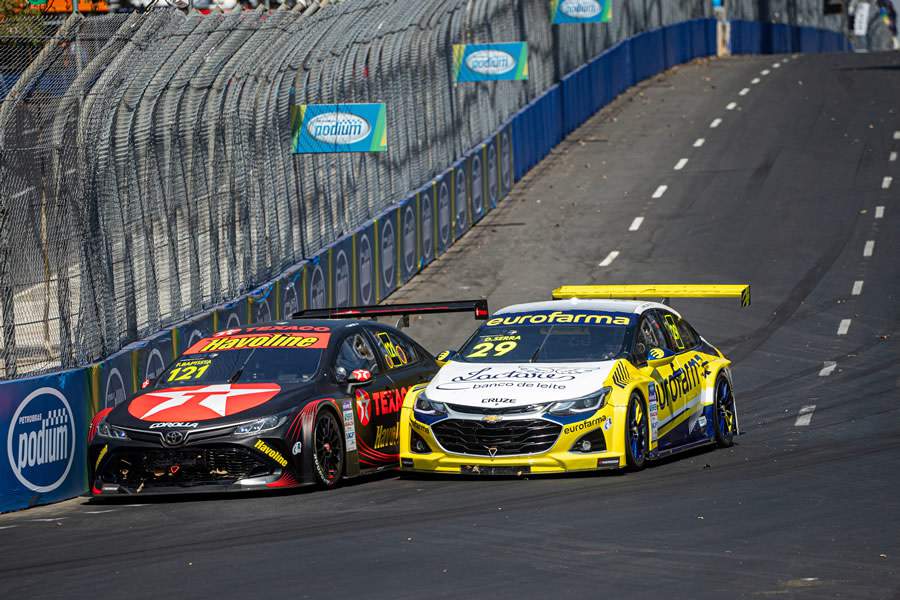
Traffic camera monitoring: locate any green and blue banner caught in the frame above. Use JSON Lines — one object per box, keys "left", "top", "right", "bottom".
{"left": 551, "top": 0, "right": 612, "bottom": 24}
{"left": 453, "top": 42, "right": 528, "bottom": 83}
{"left": 291, "top": 103, "right": 387, "bottom": 153}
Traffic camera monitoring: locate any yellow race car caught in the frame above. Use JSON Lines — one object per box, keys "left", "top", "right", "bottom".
{"left": 399, "top": 285, "right": 749, "bottom": 476}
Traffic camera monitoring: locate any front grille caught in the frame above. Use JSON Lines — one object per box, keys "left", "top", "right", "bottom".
{"left": 447, "top": 403, "right": 544, "bottom": 416}
{"left": 432, "top": 418, "right": 561, "bottom": 456}
{"left": 98, "top": 446, "right": 274, "bottom": 488}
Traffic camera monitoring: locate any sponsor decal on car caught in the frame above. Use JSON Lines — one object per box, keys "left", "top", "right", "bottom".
{"left": 6, "top": 387, "right": 76, "bottom": 493}
{"left": 563, "top": 416, "right": 603, "bottom": 435}
{"left": 356, "top": 389, "right": 372, "bottom": 427}
{"left": 128, "top": 383, "right": 282, "bottom": 422}
{"left": 374, "top": 424, "right": 399, "bottom": 449}
{"left": 342, "top": 398, "right": 358, "bottom": 452}
{"left": 253, "top": 439, "right": 288, "bottom": 467}
{"left": 185, "top": 333, "right": 330, "bottom": 354}
{"left": 648, "top": 382, "right": 659, "bottom": 442}
{"left": 148, "top": 422, "right": 199, "bottom": 429}
{"left": 485, "top": 311, "right": 631, "bottom": 326}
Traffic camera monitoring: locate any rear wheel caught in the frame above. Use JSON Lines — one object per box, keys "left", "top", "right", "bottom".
{"left": 625, "top": 392, "right": 648, "bottom": 470}
{"left": 312, "top": 407, "right": 344, "bottom": 489}
{"left": 713, "top": 374, "right": 737, "bottom": 447}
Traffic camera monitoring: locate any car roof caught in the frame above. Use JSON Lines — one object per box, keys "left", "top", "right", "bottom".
{"left": 494, "top": 298, "right": 679, "bottom": 317}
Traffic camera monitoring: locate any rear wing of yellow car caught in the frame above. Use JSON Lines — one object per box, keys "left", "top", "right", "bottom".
{"left": 552, "top": 284, "right": 751, "bottom": 307}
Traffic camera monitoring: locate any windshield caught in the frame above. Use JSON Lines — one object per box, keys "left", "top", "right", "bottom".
{"left": 457, "top": 310, "right": 632, "bottom": 363}
{"left": 155, "top": 326, "right": 330, "bottom": 388}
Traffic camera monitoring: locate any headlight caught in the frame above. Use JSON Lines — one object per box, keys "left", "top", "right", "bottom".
{"left": 547, "top": 387, "right": 610, "bottom": 416}
{"left": 97, "top": 419, "right": 129, "bottom": 440}
{"left": 233, "top": 416, "right": 285, "bottom": 437}
{"left": 414, "top": 391, "right": 447, "bottom": 416}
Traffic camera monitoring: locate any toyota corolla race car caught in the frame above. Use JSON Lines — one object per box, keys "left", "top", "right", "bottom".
{"left": 88, "top": 301, "right": 486, "bottom": 495}
{"left": 399, "top": 285, "right": 749, "bottom": 476}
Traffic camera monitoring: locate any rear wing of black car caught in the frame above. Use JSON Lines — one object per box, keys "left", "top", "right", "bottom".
{"left": 292, "top": 299, "right": 489, "bottom": 322}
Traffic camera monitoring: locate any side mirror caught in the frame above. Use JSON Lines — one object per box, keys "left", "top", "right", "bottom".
{"left": 435, "top": 349, "right": 457, "bottom": 367}
{"left": 646, "top": 348, "right": 676, "bottom": 369}
{"left": 335, "top": 367, "right": 373, "bottom": 394}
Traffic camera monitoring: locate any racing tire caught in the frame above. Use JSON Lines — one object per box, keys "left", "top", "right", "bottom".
{"left": 311, "top": 406, "right": 344, "bottom": 489}
{"left": 713, "top": 374, "right": 737, "bottom": 448}
{"left": 624, "top": 392, "right": 649, "bottom": 470}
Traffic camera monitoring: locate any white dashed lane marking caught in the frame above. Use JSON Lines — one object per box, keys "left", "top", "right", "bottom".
{"left": 795, "top": 405, "right": 816, "bottom": 426}
{"left": 852, "top": 280, "right": 864, "bottom": 296}
{"left": 751, "top": 77, "right": 761, "bottom": 84}
{"left": 875, "top": 206, "right": 884, "bottom": 219}
{"left": 882, "top": 176, "right": 892, "bottom": 189}
{"left": 739, "top": 88, "right": 749, "bottom": 96}
{"left": 652, "top": 185, "right": 668, "bottom": 199}
{"left": 599, "top": 251, "right": 619, "bottom": 267}
{"left": 30, "top": 518, "right": 66, "bottom": 522}
{"left": 674, "top": 158, "right": 688, "bottom": 170}
{"left": 773, "top": 62, "right": 781, "bottom": 68}
{"left": 890, "top": 152, "right": 897, "bottom": 162}
{"left": 818, "top": 362, "right": 837, "bottom": 377}
{"left": 710, "top": 118, "right": 722, "bottom": 128}
{"left": 628, "top": 217, "right": 644, "bottom": 232}
{"left": 726, "top": 102, "right": 737, "bottom": 111}
{"left": 894, "top": 131, "right": 900, "bottom": 140}
{"left": 0, "top": 525, "right": 17, "bottom": 530}
{"left": 837, "top": 319, "right": 852, "bottom": 335}
{"left": 694, "top": 138, "right": 705, "bottom": 147}
{"left": 761, "top": 69, "right": 771, "bottom": 76}
{"left": 863, "top": 240, "right": 875, "bottom": 257}
{"left": 84, "top": 510, "right": 117, "bottom": 515}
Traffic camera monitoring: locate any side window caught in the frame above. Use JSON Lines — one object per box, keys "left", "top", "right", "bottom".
{"left": 675, "top": 316, "right": 700, "bottom": 349}
{"left": 372, "top": 330, "right": 417, "bottom": 370}
{"left": 634, "top": 313, "right": 669, "bottom": 361}
{"left": 336, "top": 333, "right": 380, "bottom": 375}
{"left": 661, "top": 312, "right": 686, "bottom": 351}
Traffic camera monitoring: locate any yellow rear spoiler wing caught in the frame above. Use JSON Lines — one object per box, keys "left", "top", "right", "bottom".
{"left": 552, "top": 284, "right": 751, "bottom": 307}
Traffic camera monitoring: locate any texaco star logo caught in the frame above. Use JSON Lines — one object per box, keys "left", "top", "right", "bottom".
{"left": 355, "top": 389, "right": 372, "bottom": 427}
{"left": 128, "top": 384, "right": 282, "bottom": 422}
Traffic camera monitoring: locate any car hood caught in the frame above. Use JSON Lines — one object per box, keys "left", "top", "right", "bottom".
{"left": 425, "top": 360, "right": 616, "bottom": 408}
{"left": 106, "top": 381, "right": 317, "bottom": 430}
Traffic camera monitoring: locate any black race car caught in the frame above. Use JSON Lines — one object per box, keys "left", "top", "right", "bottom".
{"left": 88, "top": 301, "right": 487, "bottom": 495}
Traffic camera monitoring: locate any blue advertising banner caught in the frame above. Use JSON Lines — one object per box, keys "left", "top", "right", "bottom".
{"left": 330, "top": 235, "right": 354, "bottom": 308}
{"left": 453, "top": 42, "right": 529, "bottom": 82}
{"left": 354, "top": 221, "right": 377, "bottom": 306}
{"left": 485, "top": 139, "right": 500, "bottom": 210}
{"left": 306, "top": 252, "right": 330, "bottom": 310}
{"left": 91, "top": 350, "right": 132, "bottom": 413}
{"left": 0, "top": 368, "right": 90, "bottom": 512}
{"left": 499, "top": 125, "right": 515, "bottom": 199}
{"left": 435, "top": 171, "right": 453, "bottom": 256}
{"left": 375, "top": 208, "right": 400, "bottom": 303}
{"left": 399, "top": 195, "right": 419, "bottom": 284}
{"left": 467, "top": 150, "right": 486, "bottom": 224}
{"left": 551, "top": 0, "right": 612, "bottom": 24}
{"left": 291, "top": 103, "right": 387, "bottom": 153}
{"left": 418, "top": 185, "right": 435, "bottom": 267}
{"left": 453, "top": 160, "right": 471, "bottom": 239}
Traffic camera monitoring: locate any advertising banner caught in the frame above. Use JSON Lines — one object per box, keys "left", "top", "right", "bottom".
{"left": 399, "top": 195, "right": 419, "bottom": 284}
{"left": 0, "top": 368, "right": 90, "bottom": 512}
{"left": 306, "top": 252, "right": 330, "bottom": 310}
{"left": 499, "top": 125, "right": 515, "bottom": 199}
{"left": 551, "top": 0, "right": 612, "bottom": 24}
{"left": 485, "top": 139, "right": 500, "bottom": 210}
{"left": 330, "top": 235, "right": 355, "bottom": 309}
{"left": 176, "top": 310, "right": 217, "bottom": 356}
{"left": 375, "top": 207, "right": 400, "bottom": 303}
{"left": 453, "top": 42, "right": 528, "bottom": 82}
{"left": 355, "top": 221, "right": 377, "bottom": 306}
{"left": 278, "top": 266, "right": 306, "bottom": 320}
{"left": 418, "top": 184, "right": 436, "bottom": 268}
{"left": 132, "top": 331, "right": 176, "bottom": 390}
{"left": 291, "top": 103, "right": 387, "bottom": 153}
{"left": 435, "top": 171, "right": 453, "bottom": 256}
{"left": 453, "top": 160, "right": 471, "bottom": 239}
{"left": 249, "top": 283, "right": 276, "bottom": 324}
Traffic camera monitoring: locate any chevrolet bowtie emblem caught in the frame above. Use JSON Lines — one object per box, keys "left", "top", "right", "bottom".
{"left": 487, "top": 447, "right": 498, "bottom": 457}
{"left": 482, "top": 415, "right": 502, "bottom": 424}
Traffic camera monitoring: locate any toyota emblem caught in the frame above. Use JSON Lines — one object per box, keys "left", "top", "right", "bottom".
{"left": 164, "top": 430, "right": 186, "bottom": 446}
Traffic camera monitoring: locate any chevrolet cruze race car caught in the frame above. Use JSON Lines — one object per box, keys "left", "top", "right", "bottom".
{"left": 88, "top": 302, "right": 485, "bottom": 495}
{"left": 399, "top": 285, "right": 749, "bottom": 476}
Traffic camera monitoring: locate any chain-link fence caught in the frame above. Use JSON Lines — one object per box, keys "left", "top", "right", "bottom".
{"left": 0, "top": 0, "right": 859, "bottom": 379}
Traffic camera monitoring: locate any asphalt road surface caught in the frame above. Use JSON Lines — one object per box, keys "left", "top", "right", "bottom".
{"left": 2, "top": 51, "right": 899, "bottom": 600}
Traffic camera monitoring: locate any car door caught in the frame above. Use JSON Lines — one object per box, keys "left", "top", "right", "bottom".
{"left": 654, "top": 309, "right": 707, "bottom": 447}
{"left": 333, "top": 330, "right": 397, "bottom": 469}
{"left": 366, "top": 326, "right": 437, "bottom": 458}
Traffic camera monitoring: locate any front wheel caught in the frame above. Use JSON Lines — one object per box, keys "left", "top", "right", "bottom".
{"left": 625, "top": 392, "right": 649, "bottom": 470}
{"left": 713, "top": 374, "right": 737, "bottom": 447}
{"left": 311, "top": 407, "right": 344, "bottom": 489}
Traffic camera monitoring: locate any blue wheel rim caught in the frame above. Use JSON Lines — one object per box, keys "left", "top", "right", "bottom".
{"left": 628, "top": 399, "right": 645, "bottom": 462}
{"left": 716, "top": 378, "right": 734, "bottom": 436}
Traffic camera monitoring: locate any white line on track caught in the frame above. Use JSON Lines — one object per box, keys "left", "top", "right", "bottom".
{"left": 761, "top": 69, "right": 771, "bottom": 76}
{"left": 599, "top": 251, "right": 619, "bottom": 267}
{"left": 818, "top": 361, "right": 837, "bottom": 377}
{"left": 30, "top": 518, "right": 65, "bottom": 522}
{"left": 628, "top": 217, "right": 644, "bottom": 232}
{"left": 890, "top": 151, "right": 897, "bottom": 162}
{"left": 894, "top": 131, "right": 900, "bottom": 140}
{"left": 739, "top": 88, "right": 750, "bottom": 96}
{"left": 710, "top": 118, "right": 722, "bottom": 128}
{"left": 773, "top": 62, "right": 781, "bottom": 68}
{"left": 875, "top": 206, "right": 885, "bottom": 219}
{"left": 882, "top": 176, "right": 893, "bottom": 189}
{"left": 694, "top": 137, "right": 705, "bottom": 147}
{"left": 726, "top": 102, "right": 738, "bottom": 111}
{"left": 674, "top": 158, "right": 688, "bottom": 170}
{"left": 863, "top": 240, "right": 875, "bottom": 257}
{"left": 652, "top": 185, "right": 668, "bottom": 199}
{"left": 837, "top": 319, "right": 852, "bottom": 335}
{"left": 84, "top": 509, "right": 117, "bottom": 515}
{"left": 0, "top": 525, "right": 17, "bottom": 530}
{"left": 852, "top": 280, "right": 864, "bottom": 296}
{"left": 794, "top": 405, "right": 816, "bottom": 426}
{"left": 751, "top": 77, "right": 761, "bottom": 84}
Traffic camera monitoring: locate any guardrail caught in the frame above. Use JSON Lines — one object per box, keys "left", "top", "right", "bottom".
{"left": 0, "top": 16, "right": 850, "bottom": 513}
